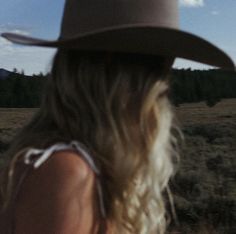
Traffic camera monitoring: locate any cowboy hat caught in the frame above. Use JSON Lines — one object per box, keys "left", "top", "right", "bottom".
{"left": 1, "top": 0, "right": 235, "bottom": 70}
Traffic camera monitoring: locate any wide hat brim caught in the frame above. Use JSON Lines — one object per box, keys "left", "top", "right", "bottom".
{"left": 1, "top": 25, "right": 235, "bottom": 70}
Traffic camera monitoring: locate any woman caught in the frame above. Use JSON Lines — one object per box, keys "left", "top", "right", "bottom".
{"left": 0, "top": 0, "right": 234, "bottom": 234}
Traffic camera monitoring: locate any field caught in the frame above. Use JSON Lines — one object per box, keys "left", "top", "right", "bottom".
{"left": 171, "top": 99, "right": 236, "bottom": 233}
{"left": 0, "top": 99, "right": 236, "bottom": 233}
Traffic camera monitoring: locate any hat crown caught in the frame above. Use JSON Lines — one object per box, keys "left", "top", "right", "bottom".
{"left": 60, "top": 0, "right": 179, "bottom": 39}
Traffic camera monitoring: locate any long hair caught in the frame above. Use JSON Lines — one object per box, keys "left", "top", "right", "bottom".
{"left": 0, "top": 50, "right": 178, "bottom": 234}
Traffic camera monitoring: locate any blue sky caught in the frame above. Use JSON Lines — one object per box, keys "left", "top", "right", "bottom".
{"left": 0, "top": 0, "right": 235, "bottom": 75}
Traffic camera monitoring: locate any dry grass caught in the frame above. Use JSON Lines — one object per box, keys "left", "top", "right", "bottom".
{"left": 0, "top": 108, "right": 36, "bottom": 129}
{"left": 172, "top": 99, "right": 236, "bottom": 234}
{"left": 0, "top": 108, "right": 37, "bottom": 143}
{"left": 176, "top": 98, "right": 236, "bottom": 126}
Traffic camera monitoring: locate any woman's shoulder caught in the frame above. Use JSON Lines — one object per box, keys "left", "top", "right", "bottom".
{"left": 20, "top": 149, "right": 95, "bottom": 197}
{"left": 14, "top": 150, "right": 96, "bottom": 234}
{"left": 21, "top": 141, "right": 98, "bottom": 187}
{"left": 39, "top": 150, "right": 94, "bottom": 182}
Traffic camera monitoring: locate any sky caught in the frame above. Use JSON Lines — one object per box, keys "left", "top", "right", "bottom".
{"left": 0, "top": 0, "right": 235, "bottom": 75}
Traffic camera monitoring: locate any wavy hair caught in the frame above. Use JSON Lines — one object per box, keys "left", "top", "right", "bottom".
{"left": 0, "top": 50, "right": 179, "bottom": 234}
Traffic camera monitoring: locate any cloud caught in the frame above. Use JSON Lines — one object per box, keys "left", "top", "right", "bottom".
{"left": 0, "top": 43, "right": 56, "bottom": 75}
{"left": 8, "top": 29, "right": 31, "bottom": 36}
{"left": 173, "top": 58, "right": 214, "bottom": 70}
{"left": 0, "top": 36, "right": 12, "bottom": 47}
{"left": 211, "top": 10, "right": 220, "bottom": 16}
{"left": 0, "top": 24, "right": 31, "bottom": 35}
{"left": 180, "top": 0, "right": 205, "bottom": 8}
{"left": 0, "top": 25, "right": 31, "bottom": 55}
{"left": 0, "top": 33, "right": 14, "bottom": 56}
{"left": 0, "top": 24, "right": 31, "bottom": 52}
{"left": 0, "top": 24, "right": 55, "bottom": 75}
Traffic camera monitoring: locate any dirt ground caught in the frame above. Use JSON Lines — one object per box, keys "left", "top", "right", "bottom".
{"left": 0, "top": 99, "right": 235, "bottom": 233}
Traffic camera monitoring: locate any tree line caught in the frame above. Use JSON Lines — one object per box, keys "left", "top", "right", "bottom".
{"left": 0, "top": 72, "right": 47, "bottom": 108}
{"left": 0, "top": 69, "right": 235, "bottom": 108}
{"left": 170, "top": 69, "right": 236, "bottom": 107}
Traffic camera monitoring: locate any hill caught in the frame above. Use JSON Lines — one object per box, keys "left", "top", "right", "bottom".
{"left": 0, "top": 68, "right": 11, "bottom": 80}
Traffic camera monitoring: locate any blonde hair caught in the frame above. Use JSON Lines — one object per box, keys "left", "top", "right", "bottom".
{"left": 111, "top": 80, "right": 176, "bottom": 234}
{"left": 0, "top": 50, "right": 178, "bottom": 234}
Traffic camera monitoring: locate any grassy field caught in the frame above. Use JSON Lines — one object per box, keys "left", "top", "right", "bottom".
{"left": 0, "top": 108, "right": 36, "bottom": 143}
{"left": 0, "top": 99, "right": 235, "bottom": 233}
{"left": 171, "top": 99, "right": 236, "bottom": 233}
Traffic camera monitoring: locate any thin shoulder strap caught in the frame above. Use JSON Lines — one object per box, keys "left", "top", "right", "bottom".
{"left": 24, "top": 141, "right": 99, "bottom": 172}
{"left": 22, "top": 141, "right": 106, "bottom": 218}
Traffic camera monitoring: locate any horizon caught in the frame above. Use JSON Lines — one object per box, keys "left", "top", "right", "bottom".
{"left": 2, "top": 66, "right": 235, "bottom": 77}
{"left": 0, "top": 0, "right": 235, "bottom": 75}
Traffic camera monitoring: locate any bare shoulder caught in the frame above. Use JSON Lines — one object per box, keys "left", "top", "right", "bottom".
{"left": 15, "top": 150, "right": 95, "bottom": 234}
{"left": 21, "top": 150, "right": 93, "bottom": 193}
{"left": 18, "top": 149, "right": 94, "bottom": 200}
{"left": 40, "top": 150, "right": 93, "bottom": 183}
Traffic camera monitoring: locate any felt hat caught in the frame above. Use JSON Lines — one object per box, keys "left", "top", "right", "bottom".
{"left": 1, "top": 0, "right": 235, "bottom": 70}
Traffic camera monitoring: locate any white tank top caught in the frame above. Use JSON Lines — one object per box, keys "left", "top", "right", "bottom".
{"left": 23, "top": 141, "right": 106, "bottom": 218}
{"left": 1, "top": 141, "right": 108, "bottom": 234}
